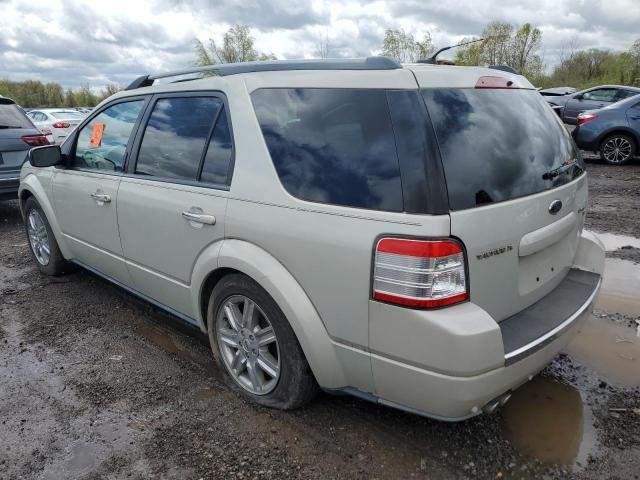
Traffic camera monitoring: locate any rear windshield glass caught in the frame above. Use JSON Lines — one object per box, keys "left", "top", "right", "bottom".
{"left": 252, "top": 88, "right": 403, "bottom": 212}
{"left": 0, "top": 102, "right": 34, "bottom": 129}
{"left": 50, "top": 111, "right": 84, "bottom": 119}
{"left": 422, "top": 88, "right": 583, "bottom": 210}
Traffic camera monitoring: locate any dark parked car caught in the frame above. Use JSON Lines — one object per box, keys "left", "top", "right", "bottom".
{"left": 538, "top": 86, "right": 577, "bottom": 97}
{"left": 572, "top": 94, "right": 640, "bottom": 164}
{"left": 0, "top": 97, "right": 49, "bottom": 200}
{"left": 546, "top": 85, "right": 640, "bottom": 124}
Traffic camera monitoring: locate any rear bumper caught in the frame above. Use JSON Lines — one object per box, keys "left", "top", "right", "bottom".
{"left": 572, "top": 125, "right": 600, "bottom": 151}
{"left": 366, "top": 232, "right": 605, "bottom": 420}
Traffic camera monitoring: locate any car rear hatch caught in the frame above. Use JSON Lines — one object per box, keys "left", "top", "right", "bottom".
{"left": 0, "top": 100, "right": 48, "bottom": 176}
{"left": 412, "top": 67, "right": 587, "bottom": 322}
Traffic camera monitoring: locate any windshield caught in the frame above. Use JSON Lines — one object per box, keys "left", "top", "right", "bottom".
{"left": 422, "top": 88, "right": 583, "bottom": 210}
{"left": 0, "top": 102, "right": 34, "bottom": 129}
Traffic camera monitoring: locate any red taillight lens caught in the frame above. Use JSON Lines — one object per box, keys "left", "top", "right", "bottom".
{"left": 475, "top": 76, "right": 517, "bottom": 89}
{"left": 52, "top": 121, "right": 70, "bottom": 128}
{"left": 21, "top": 134, "right": 50, "bottom": 146}
{"left": 373, "top": 238, "right": 468, "bottom": 308}
{"left": 577, "top": 113, "right": 598, "bottom": 125}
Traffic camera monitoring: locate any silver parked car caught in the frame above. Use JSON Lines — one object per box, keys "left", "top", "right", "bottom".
{"left": 18, "top": 58, "right": 605, "bottom": 420}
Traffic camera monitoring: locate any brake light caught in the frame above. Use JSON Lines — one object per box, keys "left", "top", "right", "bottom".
{"left": 21, "top": 134, "right": 50, "bottom": 146}
{"left": 475, "top": 76, "right": 517, "bottom": 89}
{"left": 373, "top": 238, "right": 468, "bottom": 308}
{"left": 52, "top": 121, "right": 70, "bottom": 128}
{"left": 577, "top": 113, "right": 598, "bottom": 125}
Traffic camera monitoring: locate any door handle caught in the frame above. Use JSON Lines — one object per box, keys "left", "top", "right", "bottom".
{"left": 182, "top": 211, "right": 216, "bottom": 225}
{"left": 90, "top": 192, "right": 111, "bottom": 203}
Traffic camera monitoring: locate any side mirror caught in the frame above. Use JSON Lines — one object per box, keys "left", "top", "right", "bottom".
{"left": 29, "top": 145, "right": 63, "bottom": 168}
{"left": 574, "top": 93, "right": 584, "bottom": 101}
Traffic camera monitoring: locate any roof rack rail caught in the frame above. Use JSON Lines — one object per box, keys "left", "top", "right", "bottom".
{"left": 125, "top": 56, "right": 401, "bottom": 91}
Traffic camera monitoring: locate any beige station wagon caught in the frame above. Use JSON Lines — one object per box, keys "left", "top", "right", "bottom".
{"left": 19, "top": 57, "right": 605, "bottom": 420}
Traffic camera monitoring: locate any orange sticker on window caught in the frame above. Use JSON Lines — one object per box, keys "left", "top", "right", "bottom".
{"left": 89, "top": 123, "right": 105, "bottom": 147}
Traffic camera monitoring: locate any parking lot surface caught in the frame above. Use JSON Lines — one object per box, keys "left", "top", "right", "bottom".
{"left": 1, "top": 160, "right": 639, "bottom": 479}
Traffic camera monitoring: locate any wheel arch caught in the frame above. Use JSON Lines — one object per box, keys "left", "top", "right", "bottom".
{"left": 19, "top": 174, "right": 72, "bottom": 259}
{"left": 191, "top": 239, "right": 348, "bottom": 389}
{"left": 597, "top": 127, "right": 640, "bottom": 151}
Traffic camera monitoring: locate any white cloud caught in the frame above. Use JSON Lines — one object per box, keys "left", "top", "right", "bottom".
{"left": 0, "top": 0, "right": 638, "bottom": 90}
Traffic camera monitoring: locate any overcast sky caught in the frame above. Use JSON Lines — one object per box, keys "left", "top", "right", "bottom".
{"left": 1, "top": 0, "right": 638, "bottom": 90}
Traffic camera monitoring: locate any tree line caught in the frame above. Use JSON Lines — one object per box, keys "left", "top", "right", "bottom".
{"left": 0, "top": 80, "right": 122, "bottom": 108}
{"left": 196, "top": 23, "right": 640, "bottom": 90}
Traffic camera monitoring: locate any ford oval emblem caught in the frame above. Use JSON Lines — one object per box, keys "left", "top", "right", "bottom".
{"left": 549, "top": 200, "right": 563, "bottom": 215}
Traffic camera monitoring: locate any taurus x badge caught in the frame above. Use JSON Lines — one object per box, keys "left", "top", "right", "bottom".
{"left": 548, "top": 200, "right": 563, "bottom": 215}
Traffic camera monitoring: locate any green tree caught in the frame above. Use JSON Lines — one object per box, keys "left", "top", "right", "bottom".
{"left": 194, "top": 24, "right": 276, "bottom": 66}
{"left": 382, "top": 28, "right": 434, "bottom": 62}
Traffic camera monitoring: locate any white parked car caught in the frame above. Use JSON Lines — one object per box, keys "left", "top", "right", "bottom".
{"left": 19, "top": 58, "right": 605, "bottom": 420}
{"left": 26, "top": 109, "right": 85, "bottom": 144}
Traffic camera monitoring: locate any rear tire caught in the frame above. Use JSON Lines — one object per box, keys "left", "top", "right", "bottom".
{"left": 207, "top": 273, "right": 318, "bottom": 410}
{"left": 23, "top": 197, "right": 70, "bottom": 276}
{"left": 599, "top": 134, "right": 635, "bottom": 165}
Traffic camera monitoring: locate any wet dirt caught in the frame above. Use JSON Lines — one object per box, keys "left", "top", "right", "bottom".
{"left": 1, "top": 159, "right": 640, "bottom": 480}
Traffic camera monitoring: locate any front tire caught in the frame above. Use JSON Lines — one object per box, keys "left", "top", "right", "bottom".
{"left": 207, "top": 274, "right": 318, "bottom": 409}
{"left": 23, "top": 197, "right": 69, "bottom": 276}
{"left": 600, "top": 134, "right": 636, "bottom": 165}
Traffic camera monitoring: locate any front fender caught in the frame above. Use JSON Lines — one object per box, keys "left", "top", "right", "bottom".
{"left": 200, "top": 239, "right": 348, "bottom": 388}
{"left": 19, "top": 171, "right": 72, "bottom": 259}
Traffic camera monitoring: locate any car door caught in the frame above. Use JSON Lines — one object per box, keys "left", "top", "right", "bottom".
{"left": 564, "top": 88, "right": 619, "bottom": 123}
{"left": 627, "top": 101, "right": 640, "bottom": 134}
{"left": 51, "top": 97, "right": 148, "bottom": 285}
{"left": 117, "top": 92, "right": 233, "bottom": 320}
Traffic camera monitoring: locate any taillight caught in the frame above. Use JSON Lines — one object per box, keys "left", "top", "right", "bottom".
{"left": 52, "top": 121, "right": 70, "bottom": 128}
{"left": 373, "top": 238, "right": 468, "bottom": 308}
{"left": 577, "top": 113, "right": 598, "bottom": 125}
{"left": 475, "top": 76, "right": 518, "bottom": 89}
{"left": 21, "top": 134, "right": 50, "bottom": 146}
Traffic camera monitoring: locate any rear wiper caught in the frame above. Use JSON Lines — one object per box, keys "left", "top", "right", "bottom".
{"left": 542, "top": 161, "right": 581, "bottom": 180}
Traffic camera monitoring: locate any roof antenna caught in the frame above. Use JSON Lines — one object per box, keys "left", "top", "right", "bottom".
{"left": 418, "top": 38, "right": 484, "bottom": 64}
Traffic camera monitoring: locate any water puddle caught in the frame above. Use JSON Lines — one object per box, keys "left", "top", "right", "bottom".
{"left": 590, "top": 231, "right": 640, "bottom": 251}
{"left": 501, "top": 376, "right": 596, "bottom": 467}
{"left": 596, "top": 258, "right": 640, "bottom": 316}
{"left": 566, "top": 315, "right": 639, "bottom": 387}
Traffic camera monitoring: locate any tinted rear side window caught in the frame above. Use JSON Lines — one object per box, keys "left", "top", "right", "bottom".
{"left": 422, "top": 88, "right": 583, "bottom": 210}
{"left": 0, "top": 102, "right": 34, "bottom": 129}
{"left": 251, "top": 88, "right": 403, "bottom": 212}
{"left": 136, "top": 97, "right": 222, "bottom": 180}
{"left": 200, "top": 108, "right": 233, "bottom": 185}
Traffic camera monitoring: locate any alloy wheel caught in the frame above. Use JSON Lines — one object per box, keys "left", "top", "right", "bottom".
{"left": 603, "top": 137, "right": 632, "bottom": 163}
{"left": 216, "top": 295, "right": 280, "bottom": 395}
{"left": 26, "top": 209, "right": 51, "bottom": 266}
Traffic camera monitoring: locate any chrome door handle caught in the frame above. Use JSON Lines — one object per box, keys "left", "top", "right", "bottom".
{"left": 182, "top": 211, "right": 216, "bottom": 225}
{"left": 90, "top": 192, "right": 111, "bottom": 203}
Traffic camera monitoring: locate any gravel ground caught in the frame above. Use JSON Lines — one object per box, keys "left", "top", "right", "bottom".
{"left": 1, "top": 158, "right": 639, "bottom": 480}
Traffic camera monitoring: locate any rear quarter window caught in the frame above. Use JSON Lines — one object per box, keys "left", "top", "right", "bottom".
{"left": 251, "top": 88, "right": 403, "bottom": 212}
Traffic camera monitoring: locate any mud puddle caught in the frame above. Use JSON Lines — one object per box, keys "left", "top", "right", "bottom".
{"left": 590, "top": 231, "right": 640, "bottom": 251}
{"left": 136, "top": 322, "right": 224, "bottom": 383}
{"left": 501, "top": 376, "right": 596, "bottom": 470}
{"left": 566, "top": 314, "right": 640, "bottom": 387}
{"left": 596, "top": 257, "right": 640, "bottom": 316}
